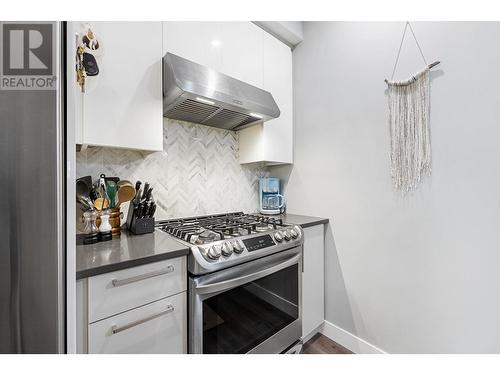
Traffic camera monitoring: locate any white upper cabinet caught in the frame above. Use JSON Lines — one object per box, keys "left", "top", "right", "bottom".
{"left": 218, "top": 22, "right": 264, "bottom": 88}
{"left": 162, "top": 21, "right": 293, "bottom": 165}
{"left": 263, "top": 31, "right": 293, "bottom": 164}
{"left": 70, "top": 22, "right": 163, "bottom": 151}
{"left": 239, "top": 31, "right": 293, "bottom": 165}
{"left": 162, "top": 22, "right": 264, "bottom": 88}
{"left": 162, "top": 22, "right": 223, "bottom": 72}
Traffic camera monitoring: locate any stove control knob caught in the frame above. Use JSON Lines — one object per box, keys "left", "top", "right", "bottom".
{"left": 290, "top": 228, "right": 299, "bottom": 239}
{"left": 233, "top": 241, "right": 244, "bottom": 254}
{"left": 221, "top": 242, "right": 233, "bottom": 257}
{"left": 283, "top": 230, "right": 292, "bottom": 241}
{"left": 207, "top": 245, "right": 221, "bottom": 260}
{"left": 274, "top": 231, "right": 283, "bottom": 242}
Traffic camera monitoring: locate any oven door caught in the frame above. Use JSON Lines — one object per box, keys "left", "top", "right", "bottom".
{"left": 189, "top": 247, "right": 302, "bottom": 354}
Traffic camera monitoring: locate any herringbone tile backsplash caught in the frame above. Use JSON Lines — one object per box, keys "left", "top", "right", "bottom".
{"left": 76, "top": 119, "right": 269, "bottom": 220}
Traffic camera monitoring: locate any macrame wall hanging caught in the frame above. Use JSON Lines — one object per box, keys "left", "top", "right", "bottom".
{"left": 385, "top": 22, "right": 440, "bottom": 194}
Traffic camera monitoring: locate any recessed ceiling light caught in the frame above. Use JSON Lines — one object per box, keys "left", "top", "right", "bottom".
{"left": 196, "top": 97, "right": 215, "bottom": 105}
{"left": 211, "top": 40, "right": 221, "bottom": 47}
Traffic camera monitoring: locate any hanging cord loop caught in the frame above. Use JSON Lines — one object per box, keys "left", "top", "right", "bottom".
{"left": 385, "top": 21, "right": 440, "bottom": 84}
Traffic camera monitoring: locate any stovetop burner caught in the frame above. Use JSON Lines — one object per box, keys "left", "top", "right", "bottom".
{"left": 194, "top": 229, "right": 222, "bottom": 244}
{"left": 157, "top": 212, "right": 285, "bottom": 244}
{"left": 255, "top": 222, "right": 273, "bottom": 232}
{"left": 156, "top": 212, "right": 303, "bottom": 275}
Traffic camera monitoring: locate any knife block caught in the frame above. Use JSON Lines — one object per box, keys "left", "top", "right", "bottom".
{"left": 126, "top": 202, "right": 155, "bottom": 235}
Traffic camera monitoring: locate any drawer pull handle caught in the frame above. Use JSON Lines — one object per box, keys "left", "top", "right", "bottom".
{"left": 111, "top": 265, "right": 175, "bottom": 287}
{"left": 111, "top": 305, "right": 175, "bottom": 334}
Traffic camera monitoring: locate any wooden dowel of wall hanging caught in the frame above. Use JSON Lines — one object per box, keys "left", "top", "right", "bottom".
{"left": 384, "top": 61, "right": 441, "bottom": 83}
{"left": 428, "top": 61, "right": 440, "bottom": 69}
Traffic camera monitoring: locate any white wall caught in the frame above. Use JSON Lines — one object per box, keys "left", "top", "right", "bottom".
{"left": 272, "top": 22, "right": 500, "bottom": 353}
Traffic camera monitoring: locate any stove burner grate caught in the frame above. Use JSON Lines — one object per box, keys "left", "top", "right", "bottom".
{"left": 157, "top": 212, "right": 286, "bottom": 244}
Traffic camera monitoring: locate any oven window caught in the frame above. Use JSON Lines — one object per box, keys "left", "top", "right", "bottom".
{"left": 203, "top": 263, "right": 299, "bottom": 354}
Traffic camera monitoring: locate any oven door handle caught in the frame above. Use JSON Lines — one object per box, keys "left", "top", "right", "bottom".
{"left": 195, "top": 253, "right": 301, "bottom": 295}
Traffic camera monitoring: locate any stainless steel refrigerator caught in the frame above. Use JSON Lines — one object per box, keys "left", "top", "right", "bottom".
{"left": 0, "top": 21, "right": 65, "bottom": 353}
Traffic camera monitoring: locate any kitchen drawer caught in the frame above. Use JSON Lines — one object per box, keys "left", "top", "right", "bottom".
{"left": 88, "top": 257, "right": 186, "bottom": 323}
{"left": 88, "top": 292, "right": 187, "bottom": 354}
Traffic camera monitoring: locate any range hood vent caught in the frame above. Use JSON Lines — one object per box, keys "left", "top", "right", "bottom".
{"left": 163, "top": 53, "right": 280, "bottom": 130}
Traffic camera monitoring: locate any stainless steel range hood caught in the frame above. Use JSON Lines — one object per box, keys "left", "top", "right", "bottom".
{"left": 163, "top": 53, "right": 280, "bottom": 130}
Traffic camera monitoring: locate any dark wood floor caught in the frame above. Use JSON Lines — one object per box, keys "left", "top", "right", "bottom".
{"left": 302, "top": 333, "right": 353, "bottom": 354}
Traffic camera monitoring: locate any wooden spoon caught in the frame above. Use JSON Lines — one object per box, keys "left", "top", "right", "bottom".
{"left": 117, "top": 180, "right": 134, "bottom": 188}
{"left": 94, "top": 197, "right": 109, "bottom": 210}
{"left": 115, "top": 185, "right": 136, "bottom": 207}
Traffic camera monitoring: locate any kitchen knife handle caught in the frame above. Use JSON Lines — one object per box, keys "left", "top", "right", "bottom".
{"left": 144, "top": 187, "right": 153, "bottom": 201}
{"left": 135, "top": 203, "right": 143, "bottom": 218}
{"left": 142, "top": 182, "right": 150, "bottom": 200}
{"left": 149, "top": 203, "right": 157, "bottom": 218}
{"left": 142, "top": 201, "right": 152, "bottom": 218}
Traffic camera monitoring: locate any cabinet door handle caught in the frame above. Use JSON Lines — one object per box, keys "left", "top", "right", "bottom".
{"left": 111, "top": 265, "right": 175, "bottom": 287}
{"left": 111, "top": 305, "right": 175, "bottom": 334}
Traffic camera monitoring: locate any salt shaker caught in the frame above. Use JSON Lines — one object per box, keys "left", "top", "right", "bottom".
{"left": 98, "top": 209, "right": 112, "bottom": 242}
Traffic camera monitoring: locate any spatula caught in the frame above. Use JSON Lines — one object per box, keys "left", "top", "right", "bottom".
{"left": 106, "top": 180, "right": 117, "bottom": 208}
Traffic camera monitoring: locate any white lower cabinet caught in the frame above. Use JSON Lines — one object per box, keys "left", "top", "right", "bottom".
{"left": 88, "top": 257, "right": 186, "bottom": 323}
{"left": 301, "top": 225, "right": 325, "bottom": 340}
{"left": 88, "top": 292, "right": 186, "bottom": 354}
{"left": 77, "top": 256, "right": 187, "bottom": 354}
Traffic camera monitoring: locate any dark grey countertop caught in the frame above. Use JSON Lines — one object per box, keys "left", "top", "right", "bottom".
{"left": 270, "top": 213, "right": 329, "bottom": 228}
{"left": 76, "top": 229, "right": 189, "bottom": 280}
{"left": 76, "top": 213, "right": 328, "bottom": 279}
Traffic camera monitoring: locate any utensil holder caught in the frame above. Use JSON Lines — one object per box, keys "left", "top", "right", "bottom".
{"left": 126, "top": 202, "right": 155, "bottom": 235}
{"left": 109, "top": 207, "right": 123, "bottom": 236}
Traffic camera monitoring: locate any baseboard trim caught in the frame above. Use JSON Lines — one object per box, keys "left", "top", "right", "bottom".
{"left": 320, "top": 320, "right": 387, "bottom": 354}
{"left": 301, "top": 322, "right": 324, "bottom": 343}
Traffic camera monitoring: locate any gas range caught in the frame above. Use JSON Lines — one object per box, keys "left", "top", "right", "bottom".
{"left": 156, "top": 212, "right": 303, "bottom": 275}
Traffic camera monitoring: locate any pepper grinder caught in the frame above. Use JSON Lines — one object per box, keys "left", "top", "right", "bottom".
{"left": 98, "top": 209, "right": 112, "bottom": 242}
{"left": 82, "top": 211, "right": 99, "bottom": 244}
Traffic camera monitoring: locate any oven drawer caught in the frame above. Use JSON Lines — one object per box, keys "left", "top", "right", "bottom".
{"left": 88, "top": 257, "right": 186, "bottom": 323}
{"left": 88, "top": 292, "right": 187, "bottom": 354}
